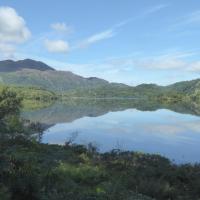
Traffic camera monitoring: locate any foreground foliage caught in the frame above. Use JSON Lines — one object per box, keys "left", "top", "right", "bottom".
{"left": 1, "top": 136, "right": 200, "bottom": 200}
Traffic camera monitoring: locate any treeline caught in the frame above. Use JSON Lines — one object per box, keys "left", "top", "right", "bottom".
{"left": 0, "top": 84, "right": 57, "bottom": 101}
{"left": 0, "top": 84, "right": 58, "bottom": 110}
{"left": 1, "top": 81, "right": 200, "bottom": 112}
{"left": 60, "top": 83, "right": 199, "bottom": 104}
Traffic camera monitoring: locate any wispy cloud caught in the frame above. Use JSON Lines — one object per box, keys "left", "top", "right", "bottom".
{"left": 142, "top": 57, "right": 200, "bottom": 73}
{"left": 170, "top": 10, "right": 200, "bottom": 31}
{"left": 137, "top": 56, "right": 187, "bottom": 70}
{"left": 73, "top": 3, "right": 168, "bottom": 49}
{"left": 115, "top": 4, "right": 169, "bottom": 28}
{"left": 24, "top": 3, "right": 169, "bottom": 55}
{"left": 98, "top": 50, "right": 200, "bottom": 71}
{"left": 75, "top": 29, "right": 115, "bottom": 48}
{"left": 184, "top": 10, "right": 200, "bottom": 24}
{"left": 187, "top": 61, "right": 200, "bottom": 72}
{"left": 142, "top": 4, "right": 169, "bottom": 16}
{"left": 134, "top": 51, "right": 198, "bottom": 70}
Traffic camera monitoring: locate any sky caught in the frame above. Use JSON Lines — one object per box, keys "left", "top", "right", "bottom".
{"left": 1, "top": 0, "right": 200, "bottom": 85}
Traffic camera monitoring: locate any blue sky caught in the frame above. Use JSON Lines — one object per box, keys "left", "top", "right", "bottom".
{"left": 1, "top": 0, "right": 200, "bottom": 85}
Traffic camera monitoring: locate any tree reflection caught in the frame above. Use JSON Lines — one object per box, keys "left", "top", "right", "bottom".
{"left": 0, "top": 88, "right": 44, "bottom": 143}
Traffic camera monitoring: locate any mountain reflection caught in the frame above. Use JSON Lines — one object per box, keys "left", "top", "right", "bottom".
{"left": 21, "top": 98, "right": 200, "bottom": 126}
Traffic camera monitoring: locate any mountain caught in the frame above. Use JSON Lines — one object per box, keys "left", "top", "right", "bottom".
{"left": 0, "top": 59, "right": 55, "bottom": 72}
{"left": 0, "top": 59, "right": 162, "bottom": 94}
{"left": 0, "top": 69, "right": 111, "bottom": 92}
{"left": 0, "top": 59, "right": 200, "bottom": 101}
{"left": 0, "top": 59, "right": 112, "bottom": 92}
{"left": 167, "top": 79, "right": 200, "bottom": 94}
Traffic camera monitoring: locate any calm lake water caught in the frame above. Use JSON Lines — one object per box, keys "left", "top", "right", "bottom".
{"left": 22, "top": 99, "right": 200, "bottom": 164}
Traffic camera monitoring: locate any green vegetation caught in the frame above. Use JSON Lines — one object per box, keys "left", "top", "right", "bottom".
{"left": 0, "top": 79, "right": 200, "bottom": 115}
{"left": 3, "top": 137, "right": 200, "bottom": 200}
{"left": 61, "top": 81, "right": 200, "bottom": 105}
{"left": 0, "top": 69, "right": 108, "bottom": 92}
{"left": 1, "top": 60, "right": 200, "bottom": 106}
{"left": 0, "top": 84, "right": 57, "bottom": 110}
{"left": 0, "top": 88, "right": 21, "bottom": 119}
{"left": 1, "top": 59, "right": 200, "bottom": 104}
{"left": 1, "top": 85, "right": 200, "bottom": 200}
{"left": 0, "top": 85, "right": 56, "bottom": 101}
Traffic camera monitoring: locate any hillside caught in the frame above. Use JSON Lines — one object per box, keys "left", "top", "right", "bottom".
{"left": 0, "top": 59, "right": 200, "bottom": 101}
{"left": 166, "top": 79, "right": 200, "bottom": 93}
{"left": 166, "top": 79, "right": 200, "bottom": 102}
{"left": 0, "top": 69, "right": 110, "bottom": 92}
{"left": 0, "top": 59, "right": 55, "bottom": 72}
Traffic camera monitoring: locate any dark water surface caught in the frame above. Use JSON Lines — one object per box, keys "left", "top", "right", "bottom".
{"left": 22, "top": 99, "right": 200, "bottom": 164}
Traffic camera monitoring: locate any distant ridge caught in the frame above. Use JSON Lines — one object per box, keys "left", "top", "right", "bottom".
{"left": 0, "top": 59, "right": 55, "bottom": 72}
{"left": 0, "top": 59, "right": 110, "bottom": 92}
{"left": 0, "top": 59, "right": 200, "bottom": 101}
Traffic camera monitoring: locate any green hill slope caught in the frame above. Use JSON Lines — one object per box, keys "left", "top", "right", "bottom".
{"left": 0, "top": 69, "right": 109, "bottom": 92}
{"left": 0, "top": 59, "right": 200, "bottom": 102}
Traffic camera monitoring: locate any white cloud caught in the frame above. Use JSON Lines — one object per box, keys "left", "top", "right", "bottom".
{"left": 44, "top": 39, "right": 70, "bottom": 53}
{"left": 0, "top": 6, "right": 31, "bottom": 58}
{"left": 75, "top": 29, "right": 115, "bottom": 49}
{"left": 51, "top": 22, "right": 73, "bottom": 34}
{"left": 0, "top": 7, "right": 31, "bottom": 43}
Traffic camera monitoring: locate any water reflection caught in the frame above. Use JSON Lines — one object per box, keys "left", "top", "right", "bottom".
{"left": 22, "top": 99, "right": 200, "bottom": 163}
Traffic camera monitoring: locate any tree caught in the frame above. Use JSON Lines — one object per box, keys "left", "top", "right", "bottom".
{"left": 0, "top": 87, "right": 22, "bottom": 120}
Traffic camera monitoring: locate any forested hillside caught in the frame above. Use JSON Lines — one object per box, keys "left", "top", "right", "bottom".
{"left": 0, "top": 59, "right": 200, "bottom": 103}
